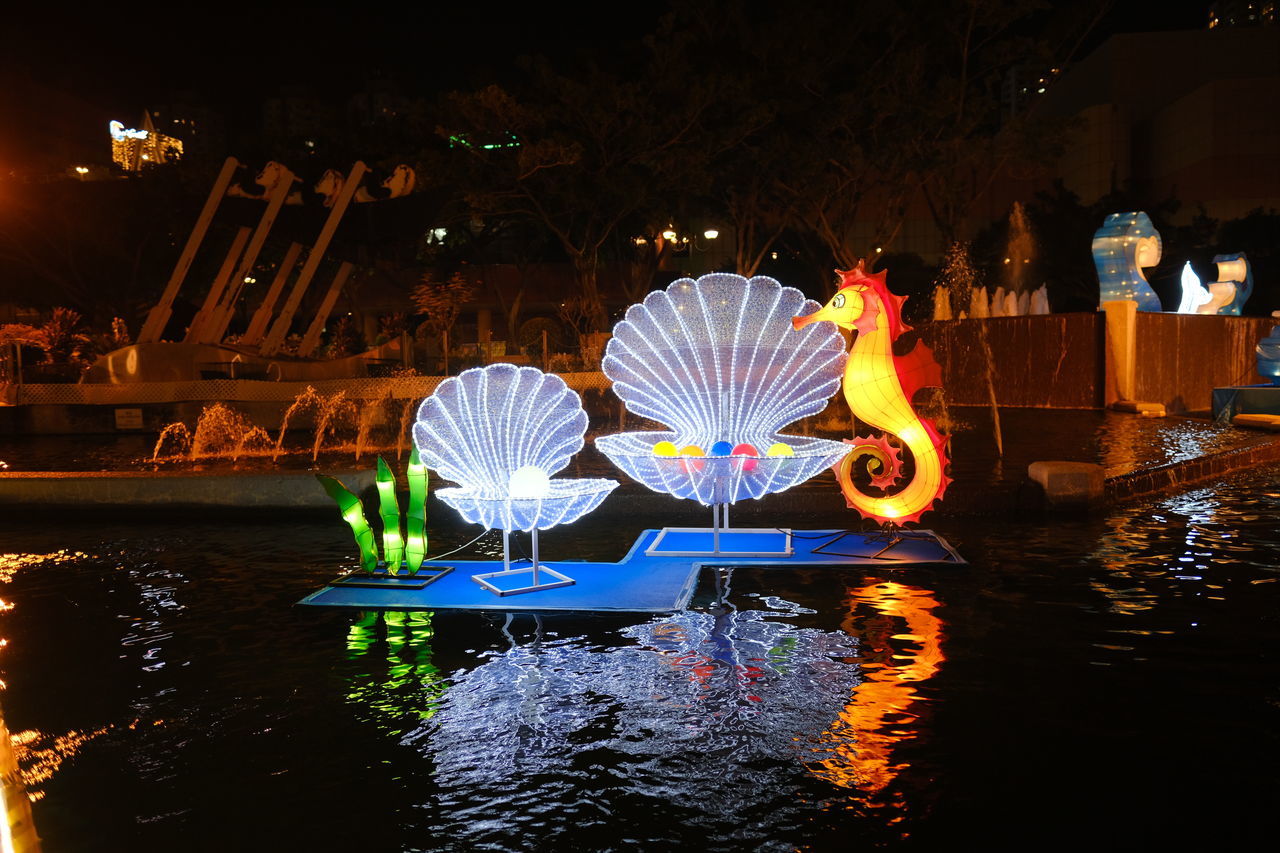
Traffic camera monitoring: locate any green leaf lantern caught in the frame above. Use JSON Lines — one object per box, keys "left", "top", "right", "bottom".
{"left": 376, "top": 457, "right": 404, "bottom": 574}
{"left": 404, "top": 448, "right": 429, "bottom": 574}
{"left": 316, "top": 474, "right": 379, "bottom": 572}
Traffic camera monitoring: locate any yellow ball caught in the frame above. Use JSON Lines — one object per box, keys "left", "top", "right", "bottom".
{"left": 653, "top": 441, "right": 679, "bottom": 457}
{"left": 679, "top": 444, "right": 705, "bottom": 457}
{"left": 765, "top": 442, "right": 794, "bottom": 457}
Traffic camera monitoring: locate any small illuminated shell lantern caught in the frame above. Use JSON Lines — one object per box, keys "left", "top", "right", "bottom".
{"left": 595, "top": 274, "right": 852, "bottom": 553}
{"left": 413, "top": 364, "right": 618, "bottom": 595}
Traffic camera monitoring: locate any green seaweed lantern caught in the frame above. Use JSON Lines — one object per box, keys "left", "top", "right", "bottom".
{"left": 317, "top": 455, "right": 430, "bottom": 575}
{"left": 376, "top": 458, "right": 405, "bottom": 573}
{"left": 316, "top": 473, "right": 380, "bottom": 572}
{"left": 404, "top": 448, "right": 429, "bottom": 574}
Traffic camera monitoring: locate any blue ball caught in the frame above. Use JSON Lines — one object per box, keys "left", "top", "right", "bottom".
{"left": 710, "top": 440, "right": 734, "bottom": 456}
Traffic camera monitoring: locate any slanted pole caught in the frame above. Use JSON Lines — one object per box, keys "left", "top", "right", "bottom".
{"left": 206, "top": 165, "right": 298, "bottom": 343}
{"left": 240, "top": 241, "right": 302, "bottom": 346}
{"left": 295, "top": 262, "right": 354, "bottom": 357}
{"left": 184, "top": 226, "right": 249, "bottom": 343}
{"left": 138, "top": 157, "right": 240, "bottom": 343}
{"left": 259, "top": 161, "right": 368, "bottom": 356}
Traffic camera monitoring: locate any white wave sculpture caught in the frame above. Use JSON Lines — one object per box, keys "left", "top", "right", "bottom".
{"left": 413, "top": 363, "right": 618, "bottom": 594}
{"left": 596, "top": 274, "right": 851, "bottom": 516}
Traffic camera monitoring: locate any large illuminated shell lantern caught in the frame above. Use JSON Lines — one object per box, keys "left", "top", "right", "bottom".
{"left": 596, "top": 274, "right": 851, "bottom": 505}
{"left": 413, "top": 364, "right": 618, "bottom": 532}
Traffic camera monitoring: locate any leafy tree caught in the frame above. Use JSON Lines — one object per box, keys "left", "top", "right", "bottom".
{"left": 437, "top": 40, "right": 716, "bottom": 330}
{"left": 0, "top": 167, "right": 199, "bottom": 325}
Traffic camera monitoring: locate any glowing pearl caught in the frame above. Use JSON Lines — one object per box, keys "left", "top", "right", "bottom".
{"left": 508, "top": 465, "right": 551, "bottom": 499}
{"left": 710, "top": 441, "right": 733, "bottom": 456}
{"left": 652, "top": 441, "right": 678, "bottom": 457}
{"left": 766, "top": 442, "right": 794, "bottom": 457}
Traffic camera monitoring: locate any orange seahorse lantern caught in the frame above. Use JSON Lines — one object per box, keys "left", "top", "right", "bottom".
{"left": 792, "top": 262, "right": 950, "bottom": 524}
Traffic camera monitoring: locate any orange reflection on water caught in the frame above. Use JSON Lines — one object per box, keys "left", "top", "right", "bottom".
{"left": 9, "top": 725, "right": 111, "bottom": 802}
{"left": 0, "top": 551, "right": 89, "bottom": 584}
{"left": 807, "top": 581, "right": 945, "bottom": 796}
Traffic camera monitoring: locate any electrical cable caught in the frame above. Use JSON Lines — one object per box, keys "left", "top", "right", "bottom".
{"left": 428, "top": 528, "right": 492, "bottom": 561}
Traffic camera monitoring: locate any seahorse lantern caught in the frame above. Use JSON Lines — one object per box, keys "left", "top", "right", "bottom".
{"left": 792, "top": 264, "right": 950, "bottom": 524}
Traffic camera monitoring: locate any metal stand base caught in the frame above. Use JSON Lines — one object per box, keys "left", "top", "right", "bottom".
{"left": 471, "top": 565, "right": 576, "bottom": 597}
{"left": 471, "top": 527, "right": 576, "bottom": 596}
{"left": 810, "top": 527, "right": 948, "bottom": 560}
{"left": 329, "top": 565, "right": 454, "bottom": 589}
{"left": 645, "top": 527, "right": 793, "bottom": 557}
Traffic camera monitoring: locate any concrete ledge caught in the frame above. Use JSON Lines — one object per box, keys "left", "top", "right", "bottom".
{"left": 1111, "top": 400, "right": 1167, "bottom": 417}
{"left": 0, "top": 469, "right": 377, "bottom": 510}
{"left": 1027, "top": 461, "right": 1106, "bottom": 510}
{"left": 1106, "top": 436, "right": 1280, "bottom": 504}
{"left": 1232, "top": 414, "right": 1280, "bottom": 431}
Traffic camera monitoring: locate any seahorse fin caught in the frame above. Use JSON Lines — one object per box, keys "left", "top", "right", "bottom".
{"left": 893, "top": 340, "right": 943, "bottom": 402}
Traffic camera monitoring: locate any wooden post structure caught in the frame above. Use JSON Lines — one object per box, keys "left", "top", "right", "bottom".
{"left": 138, "top": 157, "right": 240, "bottom": 343}
{"left": 205, "top": 164, "right": 298, "bottom": 343}
{"left": 240, "top": 242, "right": 302, "bottom": 346}
{"left": 259, "top": 161, "right": 368, "bottom": 356}
{"left": 184, "top": 226, "right": 250, "bottom": 343}
{"left": 296, "top": 262, "right": 355, "bottom": 358}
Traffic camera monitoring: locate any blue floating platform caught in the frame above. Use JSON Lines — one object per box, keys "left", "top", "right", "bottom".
{"left": 1212, "top": 384, "right": 1280, "bottom": 420}
{"left": 298, "top": 528, "right": 965, "bottom": 614}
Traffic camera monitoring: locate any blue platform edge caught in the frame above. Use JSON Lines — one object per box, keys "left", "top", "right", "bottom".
{"left": 298, "top": 528, "right": 965, "bottom": 614}
{"left": 1212, "top": 384, "right": 1280, "bottom": 420}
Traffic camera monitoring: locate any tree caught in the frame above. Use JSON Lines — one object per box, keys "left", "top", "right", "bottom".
{"left": 0, "top": 167, "right": 197, "bottom": 324}
{"left": 437, "top": 41, "right": 716, "bottom": 330}
{"left": 912, "top": 0, "right": 1109, "bottom": 246}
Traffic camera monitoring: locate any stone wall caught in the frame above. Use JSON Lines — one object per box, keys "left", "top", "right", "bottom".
{"left": 919, "top": 313, "right": 1105, "bottom": 409}
{"left": 919, "top": 312, "right": 1273, "bottom": 412}
{"left": 1132, "top": 313, "right": 1274, "bottom": 412}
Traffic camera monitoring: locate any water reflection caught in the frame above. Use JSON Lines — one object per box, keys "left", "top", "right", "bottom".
{"left": 390, "top": 573, "right": 948, "bottom": 848}
{"left": 1097, "top": 415, "right": 1240, "bottom": 478}
{"left": 808, "top": 581, "right": 945, "bottom": 798}
{"left": 1085, "top": 479, "right": 1280, "bottom": 668}
{"left": 344, "top": 611, "right": 447, "bottom": 736}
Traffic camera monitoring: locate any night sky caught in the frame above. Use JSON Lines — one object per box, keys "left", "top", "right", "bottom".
{"left": 0, "top": 0, "right": 1229, "bottom": 171}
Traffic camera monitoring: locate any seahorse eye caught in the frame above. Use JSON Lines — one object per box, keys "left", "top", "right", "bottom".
{"left": 833, "top": 293, "right": 846, "bottom": 309}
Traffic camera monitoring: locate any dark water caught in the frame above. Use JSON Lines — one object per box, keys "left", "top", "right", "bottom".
{"left": 2, "top": 468, "right": 1279, "bottom": 850}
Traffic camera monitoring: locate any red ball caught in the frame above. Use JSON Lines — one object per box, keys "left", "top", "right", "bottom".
{"left": 732, "top": 443, "right": 759, "bottom": 472}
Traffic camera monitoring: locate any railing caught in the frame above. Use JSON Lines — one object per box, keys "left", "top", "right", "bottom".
{"left": 3, "top": 372, "right": 614, "bottom": 406}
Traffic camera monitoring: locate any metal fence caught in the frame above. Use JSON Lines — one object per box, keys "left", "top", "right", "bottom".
{"left": 4, "top": 371, "right": 614, "bottom": 406}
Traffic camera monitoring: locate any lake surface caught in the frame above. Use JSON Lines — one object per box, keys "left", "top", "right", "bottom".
{"left": 1, "top": 465, "right": 1278, "bottom": 850}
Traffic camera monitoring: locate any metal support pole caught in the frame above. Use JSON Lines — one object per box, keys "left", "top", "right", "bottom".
{"left": 503, "top": 529, "right": 511, "bottom": 573}
{"left": 138, "top": 157, "right": 240, "bottom": 343}
{"left": 531, "top": 528, "right": 540, "bottom": 586}
{"left": 241, "top": 241, "right": 302, "bottom": 346}
{"left": 712, "top": 503, "right": 721, "bottom": 555}
{"left": 185, "top": 226, "right": 250, "bottom": 343}
{"left": 206, "top": 165, "right": 298, "bottom": 343}
{"left": 260, "top": 161, "right": 368, "bottom": 356}
{"left": 295, "top": 262, "right": 355, "bottom": 357}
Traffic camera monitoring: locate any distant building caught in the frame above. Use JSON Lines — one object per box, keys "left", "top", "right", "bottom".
{"left": 1208, "top": 1, "right": 1277, "bottom": 28}
{"left": 109, "top": 112, "right": 184, "bottom": 172}
{"left": 1039, "top": 26, "right": 1280, "bottom": 224}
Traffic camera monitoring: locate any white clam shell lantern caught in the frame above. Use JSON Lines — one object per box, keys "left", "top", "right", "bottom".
{"left": 413, "top": 364, "right": 618, "bottom": 531}
{"left": 596, "top": 273, "right": 852, "bottom": 505}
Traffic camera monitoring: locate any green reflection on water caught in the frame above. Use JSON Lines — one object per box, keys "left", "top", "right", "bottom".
{"left": 344, "top": 610, "right": 448, "bottom": 732}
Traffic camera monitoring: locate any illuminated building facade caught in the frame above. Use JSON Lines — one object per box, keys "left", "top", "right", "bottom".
{"left": 109, "top": 112, "right": 184, "bottom": 172}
